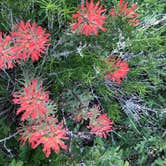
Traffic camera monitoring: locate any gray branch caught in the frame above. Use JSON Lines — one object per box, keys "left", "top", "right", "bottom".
{"left": 0, "top": 131, "right": 19, "bottom": 143}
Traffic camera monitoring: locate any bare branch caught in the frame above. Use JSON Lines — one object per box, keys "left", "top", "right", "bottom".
{"left": 67, "top": 131, "right": 95, "bottom": 141}
{"left": 0, "top": 131, "right": 19, "bottom": 143}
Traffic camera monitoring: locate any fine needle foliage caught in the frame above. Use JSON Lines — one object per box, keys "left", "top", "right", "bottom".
{"left": 0, "top": 0, "right": 166, "bottom": 165}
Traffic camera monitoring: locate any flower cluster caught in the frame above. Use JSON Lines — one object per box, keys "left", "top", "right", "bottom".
{"left": 71, "top": 0, "right": 107, "bottom": 36}
{"left": 0, "top": 33, "right": 16, "bottom": 70}
{"left": 87, "top": 105, "right": 113, "bottom": 138}
{"left": 13, "top": 79, "right": 50, "bottom": 121}
{"left": 71, "top": 0, "right": 139, "bottom": 36}
{"left": 0, "top": 21, "right": 50, "bottom": 70}
{"left": 104, "top": 56, "right": 129, "bottom": 84}
{"left": 13, "top": 79, "right": 68, "bottom": 157}
{"left": 70, "top": 103, "right": 113, "bottom": 138}
{"left": 109, "top": 0, "right": 140, "bottom": 26}
{"left": 10, "top": 0, "right": 136, "bottom": 158}
{"left": 11, "top": 21, "right": 50, "bottom": 62}
{"left": 18, "top": 117, "right": 68, "bottom": 158}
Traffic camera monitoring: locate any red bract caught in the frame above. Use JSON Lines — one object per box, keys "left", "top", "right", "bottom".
{"left": 104, "top": 56, "right": 129, "bottom": 84}
{"left": 109, "top": 0, "right": 140, "bottom": 26}
{"left": 71, "top": 0, "right": 107, "bottom": 36}
{"left": 11, "top": 21, "right": 50, "bottom": 62}
{"left": 13, "top": 79, "right": 49, "bottom": 121}
{"left": 18, "top": 117, "right": 68, "bottom": 158}
{"left": 0, "top": 33, "right": 16, "bottom": 70}
{"left": 40, "top": 124, "right": 68, "bottom": 158}
{"left": 88, "top": 113, "right": 113, "bottom": 138}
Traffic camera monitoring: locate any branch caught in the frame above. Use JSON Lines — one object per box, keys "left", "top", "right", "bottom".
{"left": 67, "top": 131, "right": 95, "bottom": 141}
{"left": 0, "top": 131, "right": 19, "bottom": 143}
{"left": 106, "top": 81, "right": 156, "bottom": 123}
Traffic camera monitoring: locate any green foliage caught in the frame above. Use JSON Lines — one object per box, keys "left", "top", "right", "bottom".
{"left": 107, "top": 102, "right": 122, "bottom": 121}
{"left": 9, "top": 159, "right": 23, "bottom": 166}
{"left": 0, "top": 0, "right": 35, "bottom": 31}
{"left": 85, "top": 138, "right": 130, "bottom": 166}
{"left": 0, "top": 118, "right": 11, "bottom": 138}
{"left": 128, "top": 27, "right": 166, "bottom": 54}
{"left": 35, "top": 0, "right": 76, "bottom": 32}
{"left": 135, "top": 133, "right": 166, "bottom": 165}
{"left": 0, "top": 77, "right": 8, "bottom": 97}
{"left": 139, "top": 0, "right": 165, "bottom": 15}
{"left": 44, "top": 51, "right": 105, "bottom": 92}
{"left": 0, "top": 0, "right": 165, "bottom": 165}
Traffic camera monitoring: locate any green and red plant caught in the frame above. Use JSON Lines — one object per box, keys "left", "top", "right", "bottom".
{"left": 0, "top": 0, "right": 145, "bottom": 161}
{"left": 71, "top": 0, "right": 107, "bottom": 36}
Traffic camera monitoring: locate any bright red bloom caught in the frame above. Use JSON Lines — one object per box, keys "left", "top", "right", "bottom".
{"left": 0, "top": 33, "right": 16, "bottom": 70}
{"left": 71, "top": 0, "right": 107, "bottom": 36}
{"left": 87, "top": 105, "right": 113, "bottom": 138}
{"left": 88, "top": 113, "right": 113, "bottom": 138}
{"left": 104, "top": 56, "right": 129, "bottom": 84}
{"left": 39, "top": 123, "right": 68, "bottom": 158}
{"left": 109, "top": 0, "right": 139, "bottom": 26}
{"left": 13, "top": 79, "right": 49, "bottom": 121}
{"left": 18, "top": 117, "right": 68, "bottom": 158}
{"left": 11, "top": 21, "right": 50, "bottom": 62}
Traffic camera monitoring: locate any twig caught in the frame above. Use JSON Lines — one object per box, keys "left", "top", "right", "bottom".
{"left": 0, "top": 109, "right": 10, "bottom": 117}
{"left": 67, "top": 131, "right": 95, "bottom": 140}
{"left": 4, "top": 140, "right": 13, "bottom": 158}
{"left": 89, "top": 82, "right": 104, "bottom": 111}
{"left": 0, "top": 131, "right": 19, "bottom": 143}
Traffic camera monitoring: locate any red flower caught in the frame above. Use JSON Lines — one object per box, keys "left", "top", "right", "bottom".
{"left": 18, "top": 125, "right": 31, "bottom": 145}
{"left": 88, "top": 113, "right": 113, "bottom": 138}
{"left": 0, "top": 33, "right": 16, "bottom": 70}
{"left": 40, "top": 123, "right": 68, "bottom": 158}
{"left": 11, "top": 21, "right": 50, "bottom": 62}
{"left": 71, "top": 0, "right": 107, "bottom": 36}
{"left": 18, "top": 117, "right": 68, "bottom": 158}
{"left": 13, "top": 79, "right": 50, "bottom": 121}
{"left": 104, "top": 56, "right": 129, "bottom": 84}
{"left": 109, "top": 0, "right": 139, "bottom": 26}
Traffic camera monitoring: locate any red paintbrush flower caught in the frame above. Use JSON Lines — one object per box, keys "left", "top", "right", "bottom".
{"left": 104, "top": 56, "right": 129, "bottom": 84}
{"left": 11, "top": 21, "right": 50, "bottom": 62}
{"left": 87, "top": 105, "right": 113, "bottom": 138}
{"left": 88, "top": 113, "right": 113, "bottom": 138}
{"left": 18, "top": 117, "right": 68, "bottom": 158}
{"left": 39, "top": 122, "right": 68, "bottom": 158}
{"left": 0, "top": 33, "right": 16, "bottom": 70}
{"left": 109, "top": 0, "right": 140, "bottom": 26}
{"left": 71, "top": 0, "right": 107, "bottom": 36}
{"left": 13, "top": 79, "right": 50, "bottom": 121}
